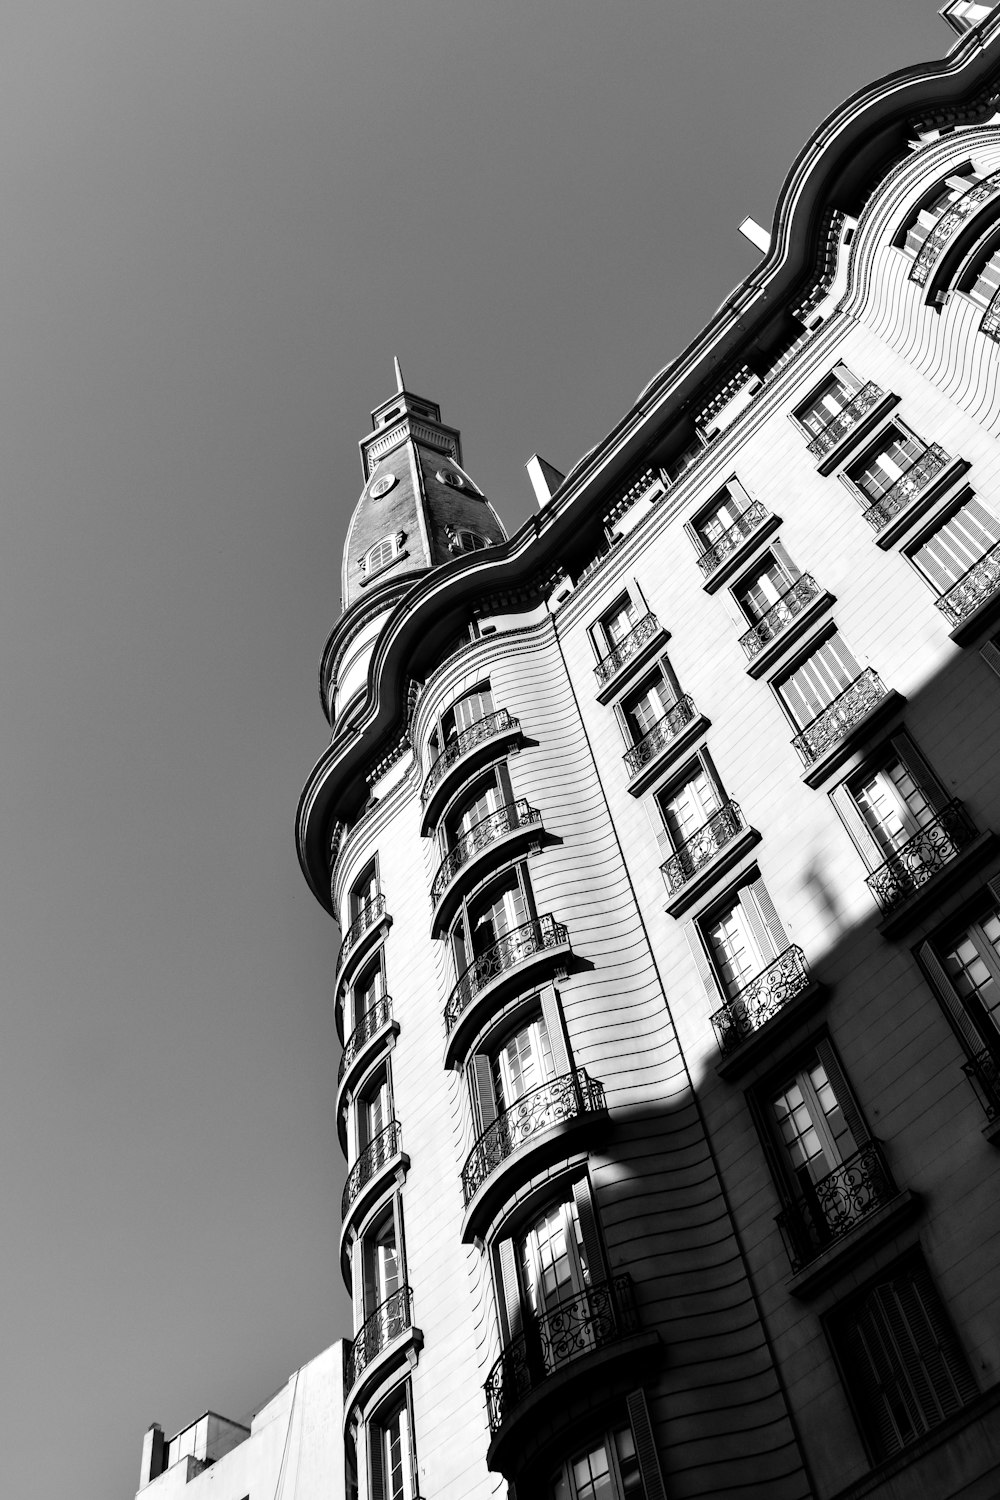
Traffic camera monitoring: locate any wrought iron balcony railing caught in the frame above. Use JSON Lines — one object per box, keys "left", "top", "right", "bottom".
{"left": 739, "top": 575, "right": 822, "bottom": 659}
{"left": 982, "top": 285, "right": 1000, "bottom": 340}
{"left": 444, "top": 915, "right": 568, "bottom": 1035}
{"left": 865, "top": 801, "right": 978, "bottom": 914}
{"left": 338, "top": 995, "right": 393, "bottom": 1085}
{"left": 790, "top": 669, "right": 888, "bottom": 766}
{"left": 461, "top": 1071, "right": 606, "bottom": 1204}
{"left": 695, "top": 501, "right": 769, "bottom": 576}
{"left": 341, "top": 1119, "right": 401, "bottom": 1219}
{"left": 660, "top": 800, "right": 745, "bottom": 895}
{"left": 709, "top": 946, "right": 811, "bottom": 1055}
{"left": 805, "top": 383, "right": 885, "bottom": 456}
{"left": 421, "top": 710, "right": 519, "bottom": 804}
{"left": 910, "top": 170, "right": 1000, "bottom": 286}
{"left": 776, "top": 1140, "right": 898, "bottom": 1272}
{"left": 344, "top": 1285, "right": 414, "bottom": 1391}
{"left": 484, "top": 1274, "right": 637, "bottom": 1434}
{"left": 623, "top": 695, "right": 697, "bottom": 777}
{"left": 963, "top": 1047, "right": 1000, "bottom": 1121}
{"left": 861, "top": 444, "right": 950, "bottom": 532}
{"left": 934, "top": 540, "right": 1000, "bottom": 626}
{"left": 336, "top": 893, "right": 387, "bottom": 974}
{"left": 431, "top": 801, "right": 541, "bottom": 906}
{"left": 593, "top": 613, "right": 660, "bottom": 686}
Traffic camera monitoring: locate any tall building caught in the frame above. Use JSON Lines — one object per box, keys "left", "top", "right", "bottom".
{"left": 294, "top": 8, "right": 1000, "bottom": 1500}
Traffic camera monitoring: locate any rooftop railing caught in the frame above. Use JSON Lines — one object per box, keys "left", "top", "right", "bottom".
{"left": 790, "top": 669, "right": 888, "bottom": 766}
{"left": 431, "top": 801, "right": 540, "bottom": 906}
{"left": 695, "top": 501, "right": 769, "bottom": 577}
{"left": 805, "top": 383, "right": 885, "bottom": 456}
{"left": 860, "top": 444, "right": 950, "bottom": 532}
{"left": 461, "top": 1071, "right": 606, "bottom": 1204}
{"left": 623, "top": 695, "right": 697, "bottom": 777}
{"left": 776, "top": 1140, "right": 898, "bottom": 1271}
{"left": 444, "top": 915, "right": 568, "bottom": 1035}
{"left": 865, "top": 800, "right": 978, "bottom": 914}
{"left": 710, "top": 946, "right": 811, "bottom": 1054}
{"left": 341, "top": 1119, "right": 401, "bottom": 1219}
{"left": 660, "top": 801, "right": 745, "bottom": 895}
{"left": 483, "top": 1274, "right": 636, "bottom": 1434}
{"left": 739, "top": 575, "right": 822, "bottom": 659}
{"left": 421, "top": 710, "right": 519, "bottom": 804}
{"left": 593, "top": 613, "right": 660, "bottom": 687}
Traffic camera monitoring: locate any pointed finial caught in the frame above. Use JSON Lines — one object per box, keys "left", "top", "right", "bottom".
{"left": 393, "top": 356, "right": 405, "bottom": 393}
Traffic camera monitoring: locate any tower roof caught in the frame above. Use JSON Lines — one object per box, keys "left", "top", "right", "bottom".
{"left": 340, "top": 364, "right": 507, "bottom": 612}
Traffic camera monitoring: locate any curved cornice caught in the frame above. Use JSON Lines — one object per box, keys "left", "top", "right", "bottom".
{"left": 297, "top": 19, "right": 1000, "bottom": 911}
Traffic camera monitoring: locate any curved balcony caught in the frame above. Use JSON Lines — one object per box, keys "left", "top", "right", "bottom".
{"left": 442, "top": 915, "right": 570, "bottom": 1070}
{"left": 343, "top": 1285, "right": 423, "bottom": 1424}
{"left": 738, "top": 575, "right": 829, "bottom": 673}
{"left": 694, "top": 502, "right": 779, "bottom": 591}
{"left": 710, "top": 947, "right": 820, "bottom": 1075}
{"left": 622, "top": 695, "right": 708, "bottom": 795}
{"left": 484, "top": 1274, "right": 658, "bottom": 1475}
{"left": 336, "top": 998, "right": 398, "bottom": 1141}
{"left": 790, "top": 669, "right": 889, "bottom": 770}
{"left": 460, "top": 1071, "right": 607, "bottom": 1242}
{"left": 335, "top": 894, "right": 391, "bottom": 990}
{"left": 805, "top": 383, "right": 886, "bottom": 460}
{"left": 593, "top": 613, "right": 664, "bottom": 701}
{"left": 910, "top": 170, "right": 1000, "bottom": 288}
{"left": 430, "top": 801, "right": 543, "bottom": 938}
{"left": 419, "top": 710, "right": 522, "bottom": 834}
{"left": 339, "top": 1121, "right": 408, "bottom": 1278}
{"left": 660, "top": 801, "right": 759, "bottom": 916}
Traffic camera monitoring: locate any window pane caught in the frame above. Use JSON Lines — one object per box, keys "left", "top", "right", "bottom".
{"left": 945, "top": 909, "right": 1000, "bottom": 1034}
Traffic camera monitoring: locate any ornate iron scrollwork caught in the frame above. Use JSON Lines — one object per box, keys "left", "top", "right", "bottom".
{"left": 443, "top": 915, "right": 569, "bottom": 1035}
{"left": 421, "top": 710, "right": 520, "bottom": 804}
{"left": 341, "top": 1119, "right": 401, "bottom": 1218}
{"left": 593, "top": 613, "right": 660, "bottom": 686}
{"left": 862, "top": 445, "right": 950, "bottom": 532}
{"left": 344, "top": 1284, "right": 414, "bottom": 1390}
{"left": 865, "top": 800, "right": 977, "bottom": 913}
{"left": 623, "top": 695, "right": 697, "bottom": 776}
{"left": 695, "top": 501, "right": 769, "bottom": 576}
{"left": 710, "top": 946, "right": 811, "bottom": 1053}
{"left": 739, "top": 575, "right": 822, "bottom": 658}
{"left": 431, "top": 801, "right": 541, "bottom": 906}
{"left": 776, "top": 1141, "right": 898, "bottom": 1271}
{"left": 338, "top": 995, "right": 393, "bottom": 1084}
{"left": 935, "top": 541, "right": 1000, "bottom": 625}
{"left": 805, "top": 384, "right": 884, "bottom": 457}
{"left": 461, "top": 1071, "right": 606, "bottom": 1203}
{"left": 790, "top": 669, "right": 887, "bottom": 765}
{"left": 660, "top": 801, "right": 744, "bottom": 894}
{"left": 336, "top": 893, "right": 388, "bottom": 976}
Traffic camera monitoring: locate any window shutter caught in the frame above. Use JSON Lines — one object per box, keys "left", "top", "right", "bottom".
{"left": 353, "top": 1238, "right": 366, "bottom": 1329}
{"left": 368, "top": 1418, "right": 385, "bottom": 1500}
{"left": 470, "top": 1054, "right": 499, "bottom": 1133}
{"left": 917, "top": 939, "right": 987, "bottom": 1056}
{"left": 683, "top": 922, "right": 721, "bottom": 1003}
{"left": 572, "top": 1176, "right": 607, "bottom": 1284}
{"left": 839, "top": 1297, "right": 910, "bottom": 1459}
{"left": 747, "top": 877, "right": 788, "bottom": 959}
{"left": 814, "top": 1037, "right": 869, "bottom": 1146}
{"left": 830, "top": 781, "right": 884, "bottom": 867}
{"left": 988, "top": 876, "right": 1000, "bottom": 906}
{"left": 770, "top": 537, "right": 800, "bottom": 583}
{"left": 891, "top": 734, "right": 950, "bottom": 814}
{"left": 540, "top": 989, "right": 570, "bottom": 1074}
{"left": 496, "top": 1238, "right": 523, "bottom": 1341}
{"left": 625, "top": 1390, "right": 668, "bottom": 1500}
{"left": 979, "top": 637, "right": 1000, "bottom": 680}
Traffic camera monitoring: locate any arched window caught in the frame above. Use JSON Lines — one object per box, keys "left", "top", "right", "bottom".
{"left": 362, "top": 533, "right": 404, "bottom": 579}
{"left": 448, "top": 528, "right": 490, "bottom": 554}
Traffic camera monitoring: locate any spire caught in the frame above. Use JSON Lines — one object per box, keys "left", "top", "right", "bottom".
{"left": 393, "top": 355, "right": 405, "bottom": 394}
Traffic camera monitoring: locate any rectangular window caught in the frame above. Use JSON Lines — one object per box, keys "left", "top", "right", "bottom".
{"left": 351, "top": 955, "right": 386, "bottom": 1033}
{"left": 848, "top": 425, "right": 927, "bottom": 503}
{"left": 702, "top": 878, "right": 788, "bottom": 1000}
{"left": 599, "top": 594, "right": 640, "bottom": 651}
{"left": 452, "top": 868, "right": 531, "bottom": 975}
{"left": 550, "top": 1425, "right": 644, "bottom": 1500}
{"left": 358, "top": 1070, "right": 392, "bottom": 1153}
{"left": 657, "top": 763, "right": 723, "bottom": 850}
{"left": 909, "top": 492, "right": 1000, "bottom": 592}
{"left": 794, "top": 364, "right": 863, "bottom": 440}
{"left": 350, "top": 859, "right": 380, "bottom": 922}
{"left": 369, "top": 1388, "right": 417, "bottom": 1500}
{"left": 491, "top": 1012, "right": 555, "bottom": 1109}
{"left": 733, "top": 544, "right": 799, "bottom": 624}
{"left": 691, "top": 481, "right": 752, "bottom": 550}
{"left": 770, "top": 1054, "right": 858, "bottom": 1194}
{"left": 942, "top": 904, "right": 1000, "bottom": 1042}
{"left": 621, "top": 667, "right": 677, "bottom": 743}
{"left": 829, "top": 1257, "right": 977, "bottom": 1461}
{"left": 777, "top": 633, "right": 862, "bottom": 728}
{"left": 850, "top": 756, "right": 936, "bottom": 858}
{"left": 443, "top": 768, "right": 507, "bottom": 851}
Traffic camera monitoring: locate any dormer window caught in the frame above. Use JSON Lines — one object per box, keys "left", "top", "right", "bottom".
{"left": 447, "top": 528, "right": 490, "bottom": 554}
{"left": 361, "top": 533, "right": 406, "bottom": 582}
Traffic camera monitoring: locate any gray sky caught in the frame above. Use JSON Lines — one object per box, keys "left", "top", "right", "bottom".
{"left": 0, "top": 3, "right": 948, "bottom": 1497}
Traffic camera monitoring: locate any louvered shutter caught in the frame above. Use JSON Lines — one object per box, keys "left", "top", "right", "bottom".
{"left": 572, "top": 1177, "right": 607, "bottom": 1284}
{"left": 470, "top": 1054, "right": 498, "bottom": 1133}
{"left": 918, "top": 939, "right": 989, "bottom": 1056}
{"left": 683, "top": 922, "right": 721, "bottom": 1003}
{"left": 625, "top": 1390, "right": 668, "bottom": 1500}
{"left": 770, "top": 537, "right": 800, "bottom": 584}
{"left": 738, "top": 884, "right": 772, "bottom": 963}
{"left": 748, "top": 877, "right": 788, "bottom": 957}
{"left": 830, "top": 780, "right": 884, "bottom": 868}
{"left": 368, "top": 1418, "right": 385, "bottom": 1500}
{"left": 890, "top": 733, "right": 950, "bottom": 814}
{"left": 540, "top": 989, "right": 570, "bottom": 1073}
{"left": 814, "top": 1037, "right": 869, "bottom": 1147}
{"left": 979, "top": 637, "right": 1000, "bottom": 679}
{"left": 353, "top": 1237, "right": 366, "bottom": 1329}
{"left": 497, "top": 1238, "right": 523, "bottom": 1341}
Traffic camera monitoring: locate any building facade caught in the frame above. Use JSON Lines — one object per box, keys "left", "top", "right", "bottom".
{"left": 296, "top": 10, "right": 1000, "bottom": 1500}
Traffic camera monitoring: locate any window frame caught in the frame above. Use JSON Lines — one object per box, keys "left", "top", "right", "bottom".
{"left": 467, "top": 987, "right": 573, "bottom": 1135}
{"left": 920, "top": 879, "right": 1000, "bottom": 1061}
{"left": 830, "top": 733, "right": 951, "bottom": 872}
{"left": 361, "top": 532, "right": 406, "bottom": 582}
{"left": 842, "top": 420, "right": 932, "bottom": 508}
{"left": 730, "top": 542, "right": 801, "bottom": 627}
{"left": 492, "top": 1175, "right": 608, "bottom": 1347}
{"left": 902, "top": 484, "right": 1000, "bottom": 598}
{"left": 790, "top": 363, "right": 865, "bottom": 442}
{"left": 686, "top": 478, "right": 754, "bottom": 556}
{"left": 616, "top": 658, "right": 682, "bottom": 748}
{"left": 368, "top": 1382, "right": 419, "bottom": 1500}
{"left": 771, "top": 625, "right": 865, "bottom": 733}
{"left": 653, "top": 751, "right": 728, "bottom": 859}
{"left": 694, "top": 874, "right": 789, "bottom": 1003}
{"left": 590, "top": 587, "right": 648, "bottom": 661}
{"left": 448, "top": 860, "right": 537, "bottom": 982}
{"left": 348, "top": 857, "right": 381, "bottom": 927}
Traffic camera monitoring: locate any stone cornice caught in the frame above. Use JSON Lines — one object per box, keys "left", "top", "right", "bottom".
{"left": 297, "top": 21, "right": 1000, "bottom": 911}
